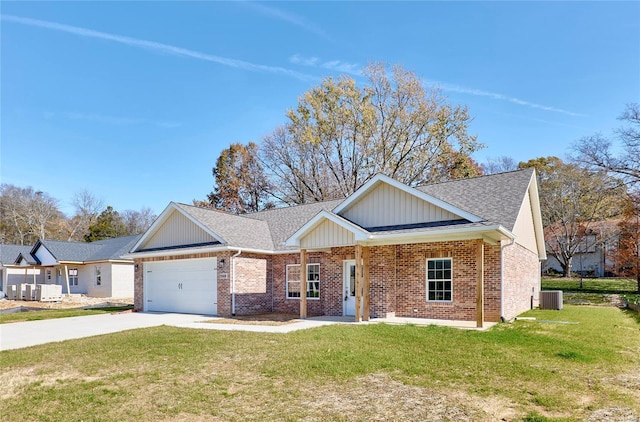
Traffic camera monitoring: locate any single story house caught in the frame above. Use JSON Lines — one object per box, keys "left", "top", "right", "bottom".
{"left": 126, "top": 169, "right": 546, "bottom": 326}
{"left": 3, "top": 234, "right": 142, "bottom": 298}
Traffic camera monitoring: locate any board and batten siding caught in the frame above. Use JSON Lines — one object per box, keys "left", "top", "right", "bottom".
{"left": 341, "top": 183, "right": 460, "bottom": 228}
{"left": 141, "top": 210, "right": 217, "bottom": 250}
{"left": 511, "top": 189, "right": 538, "bottom": 255}
{"left": 300, "top": 219, "right": 355, "bottom": 249}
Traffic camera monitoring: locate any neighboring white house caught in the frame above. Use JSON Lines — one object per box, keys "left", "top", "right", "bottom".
{"left": 0, "top": 245, "right": 44, "bottom": 296}
{"left": 543, "top": 220, "right": 620, "bottom": 277}
{"left": 2, "top": 234, "right": 141, "bottom": 298}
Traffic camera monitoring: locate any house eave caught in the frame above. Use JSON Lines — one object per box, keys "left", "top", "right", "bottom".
{"left": 364, "top": 225, "right": 515, "bottom": 246}
{"left": 122, "top": 245, "right": 276, "bottom": 259}
{"left": 83, "top": 259, "right": 135, "bottom": 264}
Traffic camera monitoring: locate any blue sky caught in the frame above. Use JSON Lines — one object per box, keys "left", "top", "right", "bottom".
{"left": 2, "top": 1, "right": 638, "bottom": 217}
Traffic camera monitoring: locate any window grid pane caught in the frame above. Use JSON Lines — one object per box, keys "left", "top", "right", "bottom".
{"left": 307, "top": 264, "right": 320, "bottom": 298}
{"left": 426, "top": 258, "right": 452, "bottom": 302}
{"left": 287, "top": 264, "right": 320, "bottom": 299}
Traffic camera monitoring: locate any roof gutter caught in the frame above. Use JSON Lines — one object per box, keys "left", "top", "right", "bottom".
{"left": 122, "top": 245, "right": 275, "bottom": 260}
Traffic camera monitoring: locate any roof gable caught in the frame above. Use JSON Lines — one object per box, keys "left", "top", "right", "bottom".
{"left": 333, "top": 174, "right": 482, "bottom": 227}
{"left": 286, "top": 211, "right": 369, "bottom": 248}
{"left": 418, "top": 169, "right": 535, "bottom": 230}
{"left": 0, "top": 245, "right": 35, "bottom": 265}
{"left": 132, "top": 203, "right": 223, "bottom": 252}
{"left": 130, "top": 202, "right": 275, "bottom": 253}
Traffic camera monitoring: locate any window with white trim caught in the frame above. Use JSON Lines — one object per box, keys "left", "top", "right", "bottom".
{"left": 286, "top": 264, "right": 320, "bottom": 299}
{"left": 95, "top": 266, "right": 102, "bottom": 286}
{"left": 69, "top": 268, "right": 79, "bottom": 286}
{"left": 427, "top": 258, "right": 452, "bottom": 302}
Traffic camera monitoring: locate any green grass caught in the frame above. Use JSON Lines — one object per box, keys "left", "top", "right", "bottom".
{"left": 541, "top": 277, "right": 637, "bottom": 294}
{"left": 542, "top": 277, "right": 638, "bottom": 305}
{"left": 0, "top": 306, "right": 133, "bottom": 324}
{"left": 1, "top": 305, "right": 639, "bottom": 421}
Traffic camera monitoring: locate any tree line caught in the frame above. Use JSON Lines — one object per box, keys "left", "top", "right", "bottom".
{"left": 197, "top": 63, "right": 483, "bottom": 213}
{"left": 0, "top": 187, "right": 156, "bottom": 245}
{"left": 196, "top": 63, "right": 639, "bottom": 289}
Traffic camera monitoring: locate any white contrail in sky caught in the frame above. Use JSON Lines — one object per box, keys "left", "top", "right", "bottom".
{"left": 1, "top": 14, "right": 316, "bottom": 81}
{"left": 437, "top": 82, "right": 584, "bottom": 117}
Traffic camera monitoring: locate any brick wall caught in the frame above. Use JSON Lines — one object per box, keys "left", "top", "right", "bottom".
{"left": 393, "top": 240, "right": 502, "bottom": 321}
{"left": 502, "top": 242, "right": 541, "bottom": 321}
{"left": 233, "top": 254, "right": 272, "bottom": 315}
{"left": 133, "top": 239, "right": 537, "bottom": 323}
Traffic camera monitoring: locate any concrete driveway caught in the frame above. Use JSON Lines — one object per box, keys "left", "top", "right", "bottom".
{"left": 0, "top": 312, "right": 214, "bottom": 351}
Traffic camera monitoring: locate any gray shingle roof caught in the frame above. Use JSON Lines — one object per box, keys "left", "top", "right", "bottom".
{"left": 417, "top": 168, "right": 534, "bottom": 231}
{"left": 84, "top": 235, "right": 143, "bottom": 261}
{"left": 246, "top": 200, "right": 343, "bottom": 249}
{"left": 37, "top": 234, "right": 143, "bottom": 262}
{"left": 0, "top": 245, "right": 36, "bottom": 265}
{"left": 156, "top": 170, "right": 533, "bottom": 253}
{"left": 175, "top": 204, "right": 275, "bottom": 251}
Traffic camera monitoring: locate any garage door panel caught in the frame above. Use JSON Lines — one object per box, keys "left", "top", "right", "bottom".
{"left": 145, "top": 258, "right": 218, "bottom": 315}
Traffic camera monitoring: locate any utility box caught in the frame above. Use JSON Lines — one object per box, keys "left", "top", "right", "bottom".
{"left": 540, "top": 290, "right": 563, "bottom": 310}
{"left": 17, "top": 284, "right": 28, "bottom": 300}
{"left": 7, "top": 285, "right": 17, "bottom": 300}
{"left": 25, "top": 284, "right": 38, "bottom": 301}
{"left": 37, "top": 284, "right": 63, "bottom": 302}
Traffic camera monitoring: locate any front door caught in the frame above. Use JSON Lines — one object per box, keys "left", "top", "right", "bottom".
{"left": 343, "top": 260, "right": 356, "bottom": 316}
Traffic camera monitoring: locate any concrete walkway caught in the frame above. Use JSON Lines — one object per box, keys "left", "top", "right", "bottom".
{"left": 0, "top": 312, "right": 495, "bottom": 351}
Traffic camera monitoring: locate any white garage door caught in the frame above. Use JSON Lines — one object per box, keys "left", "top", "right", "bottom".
{"left": 145, "top": 258, "right": 218, "bottom": 315}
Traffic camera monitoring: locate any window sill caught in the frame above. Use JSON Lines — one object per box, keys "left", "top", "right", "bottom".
{"left": 286, "top": 297, "right": 320, "bottom": 301}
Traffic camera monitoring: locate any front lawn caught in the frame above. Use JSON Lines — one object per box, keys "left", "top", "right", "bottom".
{"left": 1, "top": 305, "right": 639, "bottom": 421}
{"left": 0, "top": 306, "right": 133, "bottom": 324}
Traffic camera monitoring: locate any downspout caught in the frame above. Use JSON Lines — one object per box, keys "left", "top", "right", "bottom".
{"left": 231, "top": 249, "right": 242, "bottom": 316}
{"left": 500, "top": 238, "right": 515, "bottom": 322}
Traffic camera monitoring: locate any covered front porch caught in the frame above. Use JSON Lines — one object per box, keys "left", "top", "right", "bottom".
{"left": 297, "top": 240, "right": 490, "bottom": 328}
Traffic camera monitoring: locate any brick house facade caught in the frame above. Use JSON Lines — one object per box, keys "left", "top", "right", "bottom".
{"left": 127, "top": 170, "right": 546, "bottom": 326}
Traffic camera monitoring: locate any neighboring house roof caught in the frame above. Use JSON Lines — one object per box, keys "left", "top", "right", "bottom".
{"left": 0, "top": 245, "right": 37, "bottom": 265}
{"left": 83, "top": 235, "right": 144, "bottom": 261}
{"left": 25, "top": 235, "right": 143, "bottom": 265}
{"left": 129, "top": 169, "right": 543, "bottom": 258}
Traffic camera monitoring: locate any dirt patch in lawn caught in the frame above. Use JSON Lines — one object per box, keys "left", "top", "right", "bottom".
{"left": 205, "top": 313, "right": 302, "bottom": 326}
{"left": 301, "top": 373, "right": 519, "bottom": 421}
{"left": 0, "top": 296, "right": 133, "bottom": 311}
